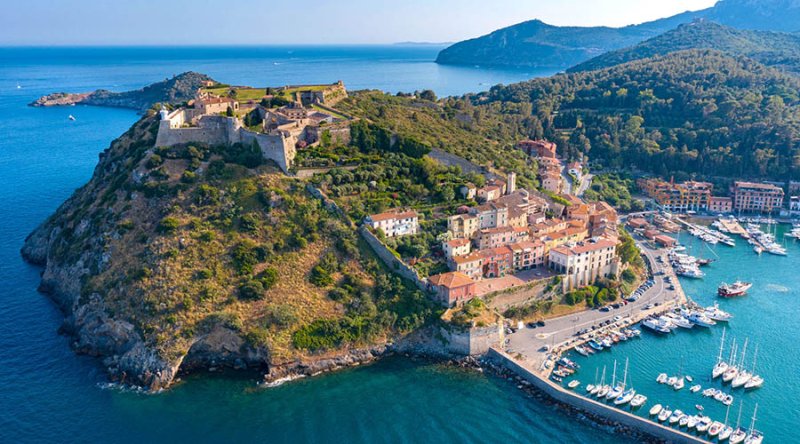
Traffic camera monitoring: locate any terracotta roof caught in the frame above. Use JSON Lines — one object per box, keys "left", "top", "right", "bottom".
{"left": 509, "top": 241, "right": 543, "bottom": 252}
{"left": 428, "top": 272, "right": 474, "bottom": 289}
{"left": 452, "top": 252, "right": 483, "bottom": 265}
{"left": 367, "top": 210, "right": 418, "bottom": 222}
{"left": 198, "top": 97, "right": 237, "bottom": 105}
{"left": 551, "top": 238, "right": 618, "bottom": 256}
{"left": 446, "top": 238, "right": 471, "bottom": 248}
{"left": 734, "top": 181, "right": 783, "bottom": 191}
{"left": 479, "top": 245, "right": 513, "bottom": 258}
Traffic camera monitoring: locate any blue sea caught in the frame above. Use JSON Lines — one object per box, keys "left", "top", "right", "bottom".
{"left": 0, "top": 46, "right": 627, "bottom": 443}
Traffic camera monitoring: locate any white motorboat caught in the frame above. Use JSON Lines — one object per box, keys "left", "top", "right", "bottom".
{"left": 656, "top": 373, "right": 668, "bottom": 384}
{"left": 649, "top": 404, "right": 662, "bottom": 416}
{"left": 679, "top": 414, "right": 690, "bottom": 427}
{"left": 630, "top": 394, "right": 647, "bottom": 408}
{"left": 673, "top": 377, "right": 685, "bottom": 391}
{"left": 668, "top": 409, "right": 683, "bottom": 424}
{"left": 690, "top": 384, "right": 702, "bottom": 393}
{"left": 568, "top": 380, "right": 580, "bottom": 389}
{"left": 687, "top": 312, "right": 716, "bottom": 327}
{"left": 709, "top": 421, "right": 724, "bottom": 437}
{"left": 705, "top": 304, "right": 733, "bottom": 321}
{"left": 664, "top": 313, "right": 693, "bottom": 329}
{"left": 687, "top": 415, "right": 700, "bottom": 429}
{"left": 585, "top": 384, "right": 595, "bottom": 393}
{"left": 658, "top": 407, "right": 672, "bottom": 422}
{"left": 667, "top": 376, "right": 677, "bottom": 386}
{"left": 696, "top": 416, "right": 712, "bottom": 433}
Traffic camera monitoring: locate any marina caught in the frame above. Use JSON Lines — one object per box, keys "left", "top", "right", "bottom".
{"left": 503, "top": 221, "right": 799, "bottom": 442}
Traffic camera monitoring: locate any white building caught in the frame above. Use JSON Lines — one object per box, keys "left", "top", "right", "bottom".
{"left": 364, "top": 210, "right": 419, "bottom": 237}
{"left": 443, "top": 238, "right": 471, "bottom": 260}
{"left": 548, "top": 238, "right": 619, "bottom": 291}
{"left": 791, "top": 196, "right": 800, "bottom": 215}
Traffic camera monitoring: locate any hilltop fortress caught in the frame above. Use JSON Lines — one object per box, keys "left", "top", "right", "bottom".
{"left": 155, "top": 81, "right": 351, "bottom": 172}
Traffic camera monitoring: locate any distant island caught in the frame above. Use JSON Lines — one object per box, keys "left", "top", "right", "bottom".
{"left": 435, "top": 0, "right": 800, "bottom": 69}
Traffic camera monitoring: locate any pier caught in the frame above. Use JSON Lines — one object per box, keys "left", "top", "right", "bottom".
{"left": 717, "top": 218, "right": 748, "bottom": 236}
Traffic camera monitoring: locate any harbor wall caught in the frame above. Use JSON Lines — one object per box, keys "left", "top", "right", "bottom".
{"left": 487, "top": 348, "right": 707, "bottom": 444}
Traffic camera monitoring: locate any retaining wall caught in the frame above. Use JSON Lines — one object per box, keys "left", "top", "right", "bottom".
{"left": 428, "top": 148, "right": 501, "bottom": 180}
{"left": 358, "top": 226, "right": 428, "bottom": 292}
{"left": 487, "top": 348, "right": 707, "bottom": 444}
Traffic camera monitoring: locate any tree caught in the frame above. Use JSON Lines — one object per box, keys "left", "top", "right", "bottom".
{"left": 226, "top": 106, "right": 235, "bottom": 117}
{"left": 419, "top": 90, "right": 437, "bottom": 102}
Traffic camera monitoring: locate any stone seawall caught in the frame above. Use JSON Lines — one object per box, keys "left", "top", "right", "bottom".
{"left": 487, "top": 348, "right": 706, "bottom": 444}
{"left": 358, "top": 226, "right": 428, "bottom": 292}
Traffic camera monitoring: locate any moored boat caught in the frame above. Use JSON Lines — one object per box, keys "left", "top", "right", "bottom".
{"left": 568, "top": 380, "right": 580, "bottom": 389}
{"left": 649, "top": 404, "right": 662, "bottom": 416}
{"left": 658, "top": 407, "right": 672, "bottom": 422}
{"left": 718, "top": 281, "right": 752, "bottom": 297}
{"left": 630, "top": 394, "right": 647, "bottom": 408}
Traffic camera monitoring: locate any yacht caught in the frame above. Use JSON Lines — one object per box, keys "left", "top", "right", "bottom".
{"left": 723, "top": 366, "right": 739, "bottom": 383}
{"left": 687, "top": 312, "right": 717, "bottom": 327}
{"left": 743, "top": 404, "right": 763, "bottom": 444}
{"left": 718, "top": 281, "right": 753, "bottom": 298}
{"left": 732, "top": 372, "right": 752, "bottom": 389}
{"left": 664, "top": 313, "right": 693, "bottom": 329}
{"left": 730, "top": 428, "right": 747, "bottom": 444}
{"left": 614, "top": 388, "right": 635, "bottom": 405}
{"left": 744, "top": 375, "right": 763, "bottom": 390}
{"left": 713, "top": 328, "right": 729, "bottom": 378}
{"left": 642, "top": 318, "right": 671, "bottom": 334}
{"left": 705, "top": 304, "right": 733, "bottom": 321}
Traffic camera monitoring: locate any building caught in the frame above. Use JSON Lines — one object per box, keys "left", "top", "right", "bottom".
{"left": 459, "top": 183, "right": 477, "bottom": 200}
{"left": 790, "top": 196, "right": 800, "bottom": 215}
{"left": 654, "top": 235, "right": 677, "bottom": 248}
{"left": 627, "top": 218, "right": 649, "bottom": 230}
{"left": 641, "top": 179, "right": 713, "bottom": 212}
{"left": 447, "top": 213, "right": 479, "bottom": 239}
{"left": 732, "top": 182, "right": 784, "bottom": 213}
{"left": 541, "top": 172, "right": 563, "bottom": 193}
{"left": 568, "top": 162, "right": 583, "bottom": 179}
{"left": 548, "top": 238, "right": 619, "bottom": 291}
{"left": 509, "top": 241, "right": 546, "bottom": 270}
{"left": 451, "top": 252, "right": 484, "bottom": 280}
{"left": 709, "top": 196, "right": 733, "bottom": 214}
{"left": 506, "top": 172, "right": 517, "bottom": 195}
{"left": 364, "top": 210, "right": 419, "bottom": 237}
{"left": 195, "top": 96, "right": 239, "bottom": 115}
{"left": 427, "top": 272, "right": 477, "bottom": 306}
{"left": 476, "top": 184, "right": 503, "bottom": 202}
{"left": 517, "top": 139, "right": 557, "bottom": 159}
{"left": 476, "top": 226, "right": 530, "bottom": 250}
{"left": 541, "top": 225, "right": 589, "bottom": 251}
{"left": 479, "top": 246, "right": 514, "bottom": 278}
{"left": 443, "top": 238, "right": 471, "bottom": 260}
{"left": 471, "top": 202, "right": 509, "bottom": 229}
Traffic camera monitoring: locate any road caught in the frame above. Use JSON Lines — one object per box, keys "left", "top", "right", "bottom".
{"left": 505, "top": 236, "right": 686, "bottom": 373}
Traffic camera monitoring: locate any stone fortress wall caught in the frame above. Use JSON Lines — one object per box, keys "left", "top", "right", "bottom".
{"left": 155, "top": 108, "right": 298, "bottom": 173}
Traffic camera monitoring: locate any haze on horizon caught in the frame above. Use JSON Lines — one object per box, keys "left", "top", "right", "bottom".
{"left": 2, "top": 0, "right": 717, "bottom": 46}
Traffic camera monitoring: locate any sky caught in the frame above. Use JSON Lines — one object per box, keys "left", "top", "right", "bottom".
{"left": 1, "top": 0, "right": 719, "bottom": 46}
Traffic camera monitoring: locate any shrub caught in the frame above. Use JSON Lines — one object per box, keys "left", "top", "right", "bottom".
{"left": 146, "top": 154, "right": 163, "bottom": 169}
{"left": 238, "top": 280, "right": 264, "bottom": 300}
{"left": 195, "top": 269, "right": 213, "bottom": 280}
{"left": 621, "top": 268, "right": 636, "bottom": 284}
{"left": 231, "top": 240, "right": 259, "bottom": 275}
{"left": 310, "top": 265, "right": 333, "bottom": 287}
{"left": 258, "top": 267, "right": 278, "bottom": 290}
{"left": 157, "top": 216, "right": 181, "bottom": 234}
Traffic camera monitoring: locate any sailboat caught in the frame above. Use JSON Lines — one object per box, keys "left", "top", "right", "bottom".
{"left": 613, "top": 358, "right": 636, "bottom": 405}
{"left": 606, "top": 360, "right": 622, "bottom": 400}
{"left": 673, "top": 356, "right": 685, "bottom": 390}
{"left": 744, "top": 404, "right": 763, "bottom": 444}
{"left": 719, "top": 403, "right": 734, "bottom": 441}
{"left": 713, "top": 328, "right": 729, "bottom": 378}
{"left": 730, "top": 401, "right": 747, "bottom": 444}
{"left": 594, "top": 366, "right": 608, "bottom": 397}
{"left": 723, "top": 340, "right": 739, "bottom": 383}
{"left": 744, "top": 345, "right": 764, "bottom": 390}
{"left": 731, "top": 339, "right": 751, "bottom": 388}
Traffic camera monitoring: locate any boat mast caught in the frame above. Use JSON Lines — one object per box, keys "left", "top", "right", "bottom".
{"left": 717, "top": 327, "right": 726, "bottom": 365}
{"left": 749, "top": 403, "right": 759, "bottom": 435}
{"left": 594, "top": 367, "right": 599, "bottom": 385}
{"left": 622, "top": 358, "right": 629, "bottom": 390}
{"left": 751, "top": 344, "right": 759, "bottom": 374}
{"left": 723, "top": 403, "right": 731, "bottom": 426}
{"left": 600, "top": 365, "right": 606, "bottom": 386}
{"left": 736, "top": 401, "right": 744, "bottom": 429}
{"left": 611, "top": 360, "right": 617, "bottom": 387}
{"left": 739, "top": 338, "right": 749, "bottom": 371}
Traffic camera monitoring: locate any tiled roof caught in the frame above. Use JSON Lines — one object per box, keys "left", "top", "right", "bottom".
{"left": 367, "top": 210, "right": 418, "bottom": 222}
{"left": 428, "top": 272, "right": 474, "bottom": 288}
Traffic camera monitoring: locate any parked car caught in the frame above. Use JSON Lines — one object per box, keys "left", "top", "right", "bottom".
{"left": 537, "top": 320, "right": 546, "bottom": 327}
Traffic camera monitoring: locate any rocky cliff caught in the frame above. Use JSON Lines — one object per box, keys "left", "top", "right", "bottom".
{"left": 30, "top": 72, "right": 214, "bottom": 113}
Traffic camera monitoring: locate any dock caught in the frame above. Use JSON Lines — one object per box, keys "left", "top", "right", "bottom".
{"left": 718, "top": 218, "right": 748, "bottom": 236}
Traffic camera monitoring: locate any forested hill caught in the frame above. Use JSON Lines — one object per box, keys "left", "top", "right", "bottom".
{"left": 478, "top": 50, "right": 800, "bottom": 179}
{"left": 436, "top": 0, "right": 800, "bottom": 69}
{"left": 569, "top": 21, "right": 800, "bottom": 74}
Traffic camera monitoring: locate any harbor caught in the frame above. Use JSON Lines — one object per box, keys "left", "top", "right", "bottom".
{"left": 499, "top": 222, "right": 798, "bottom": 442}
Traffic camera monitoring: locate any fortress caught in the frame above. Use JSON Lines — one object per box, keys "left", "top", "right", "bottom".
{"left": 155, "top": 81, "right": 351, "bottom": 173}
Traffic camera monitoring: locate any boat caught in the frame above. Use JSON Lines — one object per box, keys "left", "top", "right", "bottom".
{"left": 703, "top": 388, "right": 717, "bottom": 397}
{"left": 669, "top": 409, "right": 683, "bottom": 424}
{"left": 731, "top": 339, "right": 750, "bottom": 388}
{"left": 686, "top": 375, "right": 693, "bottom": 382}
{"left": 687, "top": 415, "right": 700, "bottom": 429}
{"left": 729, "top": 402, "right": 747, "bottom": 444}
{"left": 744, "top": 345, "right": 764, "bottom": 390}
{"left": 719, "top": 403, "right": 734, "bottom": 441}
{"left": 743, "top": 404, "right": 763, "bottom": 444}
{"left": 68, "top": 114, "right": 76, "bottom": 121}
{"left": 656, "top": 373, "right": 668, "bottom": 384}
{"left": 605, "top": 361, "right": 620, "bottom": 400}
{"left": 574, "top": 345, "right": 590, "bottom": 357}
{"left": 713, "top": 330, "right": 730, "bottom": 378}
{"left": 690, "top": 384, "right": 702, "bottom": 393}
{"left": 614, "top": 388, "right": 635, "bottom": 406}
{"left": 664, "top": 313, "right": 693, "bottom": 329}
{"left": 667, "top": 376, "right": 677, "bottom": 386}
{"left": 705, "top": 304, "right": 733, "bottom": 322}
{"left": 709, "top": 421, "right": 724, "bottom": 437}
{"left": 642, "top": 318, "right": 671, "bottom": 334}
{"left": 597, "top": 385, "right": 610, "bottom": 398}
{"left": 551, "top": 375, "right": 563, "bottom": 383}
{"left": 718, "top": 281, "right": 752, "bottom": 297}
{"left": 649, "top": 404, "right": 663, "bottom": 416}
{"left": 753, "top": 246, "right": 763, "bottom": 255}
{"left": 568, "top": 380, "right": 580, "bottom": 389}
{"left": 687, "top": 312, "right": 717, "bottom": 327}
{"left": 630, "top": 394, "right": 647, "bottom": 408}
{"left": 696, "top": 416, "right": 712, "bottom": 433}
{"left": 673, "top": 377, "right": 685, "bottom": 391}
{"left": 585, "top": 384, "right": 595, "bottom": 393}
{"left": 658, "top": 407, "right": 672, "bottom": 422}
{"left": 588, "top": 340, "right": 604, "bottom": 351}
{"left": 696, "top": 404, "right": 705, "bottom": 411}
{"left": 679, "top": 414, "right": 690, "bottom": 427}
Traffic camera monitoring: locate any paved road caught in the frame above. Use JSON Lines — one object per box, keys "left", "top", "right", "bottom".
{"left": 505, "top": 237, "right": 685, "bottom": 372}
{"left": 575, "top": 173, "right": 594, "bottom": 197}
